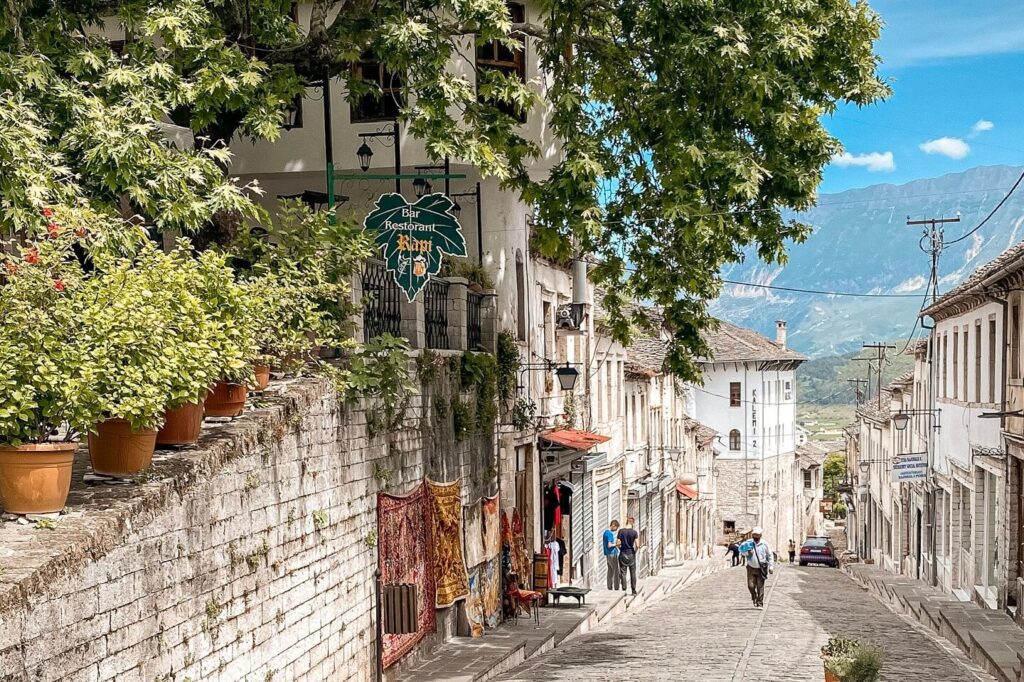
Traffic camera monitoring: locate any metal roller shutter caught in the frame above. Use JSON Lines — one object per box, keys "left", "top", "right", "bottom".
{"left": 570, "top": 471, "right": 594, "bottom": 583}
{"left": 582, "top": 472, "right": 594, "bottom": 583}
{"left": 650, "top": 492, "right": 663, "bottom": 575}
{"left": 596, "top": 482, "right": 610, "bottom": 585}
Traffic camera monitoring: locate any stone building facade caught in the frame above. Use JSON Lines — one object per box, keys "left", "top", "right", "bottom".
{"left": 692, "top": 320, "right": 806, "bottom": 553}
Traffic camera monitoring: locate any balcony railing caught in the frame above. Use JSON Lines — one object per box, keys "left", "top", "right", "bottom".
{"left": 467, "top": 292, "right": 483, "bottom": 350}
{"left": 355, "top": 266, "right": 497, "bottom": 353}
{"left": 362, "top": 259, "right": 402, "bottom": 342}
{"left": 424, "top": 279, "right": 450, "bottom": 350}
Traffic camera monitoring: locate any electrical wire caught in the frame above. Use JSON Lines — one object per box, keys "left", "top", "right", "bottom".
{"left": 944, "top": 169, "right": 1024, "bottom": 245}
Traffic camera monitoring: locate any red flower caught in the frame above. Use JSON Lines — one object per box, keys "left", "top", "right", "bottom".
{"left": 46, "top": 223, "right": 61, "bottom": 238}
{"left": 4, "top": 262, "right": 18, "bottom": 276}
{"left": 42, "top": 208, "right": 53, "bottom": 218}
{"left": 24, "top": 249, "right": 39, "bottom": 265}
{"left": 75, "top": 227, "right": 86, "bottom": 238}
{"left": 53, "top": 279, "right": 65, "bottom": 292}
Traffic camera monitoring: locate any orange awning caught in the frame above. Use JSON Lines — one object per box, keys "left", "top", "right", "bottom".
{"left": 677, "top": 483, "right": 698, "bottom": 500}
{"left": 539, "top": 428, "right": 611, "bottom": 451}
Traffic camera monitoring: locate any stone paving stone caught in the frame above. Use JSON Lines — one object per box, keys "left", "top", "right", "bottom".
{"left": 499, "top": 565, "right": 995, "bottom": 681}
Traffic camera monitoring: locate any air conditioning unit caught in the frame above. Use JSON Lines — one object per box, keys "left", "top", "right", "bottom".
{"left": 556, "top": 303, "right": 586, "bottom": 331}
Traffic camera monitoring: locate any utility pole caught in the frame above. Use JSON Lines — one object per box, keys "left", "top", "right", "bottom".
{"left": 847, "top": 378, "right": 868, "bottom": 405}
{"left": 905, "top": 215, "right": 957, "bottom": 590}
{"left": 862, "top": 343, "right": 896, "bottom": 409}
{"left": 907, "top": 216, "right": 960, "bottom": 304}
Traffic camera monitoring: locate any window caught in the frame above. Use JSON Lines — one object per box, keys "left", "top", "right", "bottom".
{"left": 784, "top": 381, "right": 792, "bottom": 401}
{"left": 724, "top": 520, "right": 736, "bottom": 534}
{"left": 952, "top": 330, "right": 959, "bottom": 399}
{"left": 729, "top": 382, "right": 741, "bottom": 407}
{"left": 729, "top": 429, "right": 741, "bottom": 451}
{"left": 476, "top": 2, "right": 527, "bottom": 121}
{"left": 515, "top": 253, "right": 526, "bottom": 341}
{"left": 1013, "top": 303, "right": 1021, "bottom": 380}
{"left": 975, "top": 322, "right": 982, "bottom": 403}
{"left": 351, "top": 52, "right": 404, "bottom": 122}
{"left": 942, "top": 333, "right": 948, "bottom": 398}
{"left": 962, "top": 329, "right": 968, "bottom": 401}
{"left": 989, "top": 319, "right": 997, "bottom": 403}
{"left": 804, "top": 469, "right": 813, "bottom": 489}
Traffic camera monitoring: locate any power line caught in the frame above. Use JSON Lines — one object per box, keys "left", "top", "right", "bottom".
{"left": 944, "top": 169, "right": 1024, "bottom": 245}
{"left": 720, "top": 279, "right": 924, "bottom": 299}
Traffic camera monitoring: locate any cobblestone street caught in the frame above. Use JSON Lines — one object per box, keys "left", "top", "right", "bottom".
{"left": 500, "top": 564, "right": 994, "bottom": 681}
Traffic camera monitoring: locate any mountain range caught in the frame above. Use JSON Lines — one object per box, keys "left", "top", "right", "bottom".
{"left": 712, "top": 165, "right": 1024, "bottom": 357}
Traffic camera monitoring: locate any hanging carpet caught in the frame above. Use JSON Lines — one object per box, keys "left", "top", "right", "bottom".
{"left": 427, "top": 478, "right": 470, "bottom": 607}
{"left": 377, "top": 483, "right": 435, "bottom": 668}
{"left": 482, "top": 494, "right": 501, "bottom": 560}
{"left": 463, "top": 498, "right": 486, "bottom": 569}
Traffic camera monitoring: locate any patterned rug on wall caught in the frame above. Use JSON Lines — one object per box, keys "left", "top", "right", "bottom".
{"left": 427, "top": 479, "right": 470, "bottom": 607}
{"left": 464, "top": 498, "right": 486, "bottom": 569}
{"left": 482, "top": 494, "right": 501, "bottom": 560}
{"left": 377, "top": 482, "right": 436, "bottom": 669}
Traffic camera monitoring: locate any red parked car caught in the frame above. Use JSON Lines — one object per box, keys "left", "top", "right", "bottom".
{"left": 799, "top": 537, "right": 838, "bottom": 567}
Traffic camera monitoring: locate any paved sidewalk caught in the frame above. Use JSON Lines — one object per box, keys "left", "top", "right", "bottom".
{"left": 393, "top": 558, "right": 723, "bottom": 682}
{"left": 499, "top": 564, "right": 992, "bottom": 681}
{"left": 845, "top": 563, "right": 1024, "bottom": 681}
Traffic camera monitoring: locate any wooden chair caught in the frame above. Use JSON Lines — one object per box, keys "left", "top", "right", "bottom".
{"left": 505, "top": 574, "right": 541, "bottom": 627}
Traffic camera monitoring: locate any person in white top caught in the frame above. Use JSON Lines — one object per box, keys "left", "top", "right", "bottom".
{"left": 742, "top": 527, "right": 774, "bottom": 609}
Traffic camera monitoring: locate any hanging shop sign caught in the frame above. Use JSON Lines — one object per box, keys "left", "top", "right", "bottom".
{"left": 891, "top": 452, "right": 928, "bottom": 482}
{"left": 363, "top": 193, "right": 467, "bottom": 301}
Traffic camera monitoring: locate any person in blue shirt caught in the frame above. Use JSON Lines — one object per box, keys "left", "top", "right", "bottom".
{"left": 742, "top": 527, "right": 774, "bottom": 609}
{"left": 602, "top": 520, "right": 621, "bottom": 590}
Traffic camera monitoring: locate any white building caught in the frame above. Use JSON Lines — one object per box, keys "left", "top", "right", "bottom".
{"left": 920, "top": 252, "right": 1008, "bottom": 608}
{"left": 693, "top": 320, "right": 806, "bottom": 553}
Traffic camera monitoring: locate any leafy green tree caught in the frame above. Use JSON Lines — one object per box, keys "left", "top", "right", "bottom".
{"left": 823, "top": 452, "right": 848, "bottom": 502}
{"left": 1, "top": 0, "right": 888, "bottom": 376}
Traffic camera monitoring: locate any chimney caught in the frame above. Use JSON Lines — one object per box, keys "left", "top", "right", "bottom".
{"left": 775, "top": 320, "right": 787, "bottom": 348}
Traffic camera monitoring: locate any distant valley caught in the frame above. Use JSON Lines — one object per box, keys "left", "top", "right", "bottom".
{"left": 712, "top": 165, "right": 1024, "bottom": 357}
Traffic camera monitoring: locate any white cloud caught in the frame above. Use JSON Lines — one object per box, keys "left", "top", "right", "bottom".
{"left": 919, "top": 137, "right": 970, "bottom": 159}
{"left": 893, "top": 276, "right": 926, "bottom": 293}
{"left": 971, "top": 119, "right": 994, "bottom": 134}
{"left": 831, "top": 151, "right": 895, "bottom": 172}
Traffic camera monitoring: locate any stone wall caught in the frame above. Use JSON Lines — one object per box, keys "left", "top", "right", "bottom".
{"left": 714, "top": 454, "right": 797, "bottom": 552}
{"left": 0, "top": 358, "right": 501, "bottom": 682}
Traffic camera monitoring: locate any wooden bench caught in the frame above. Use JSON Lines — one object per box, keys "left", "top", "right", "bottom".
{"left": 547, "top": 586, "right": 590, "bottom": 607}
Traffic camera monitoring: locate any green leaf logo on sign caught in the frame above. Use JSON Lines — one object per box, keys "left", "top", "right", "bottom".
{"left": 363, "top": 193, "right": 467, "bottom": 302}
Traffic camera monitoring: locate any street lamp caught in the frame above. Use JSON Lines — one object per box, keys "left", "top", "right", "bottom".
{"left": 555, "top": 364, "right": 579, "bottom": 391}
{"left": 356, "top": 122, "right": 401, "bottom": 193}
{"left": 889, "top": 408, "right": 941, "bottom": 432}
{"left": 281, "top": 95, "right": 303, "bottom": 131}
{"left": 356, "top": 141, "right": 374, "bottom": 172}
{"left": 412, "top": 176, "right": 432, "bottom": 198}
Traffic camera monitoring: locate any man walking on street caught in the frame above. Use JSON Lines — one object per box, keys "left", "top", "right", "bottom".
{"left": 788, "top": 539, "right": 797, "bottom": 564}
{"left": 603, "top": 520, "right": 621, "bottom": 590}
{"left": 740, "top": 527, "right": 773, "bottom": 609}
{"left": 617, "top": 517, "right": 640, "bottom": 596}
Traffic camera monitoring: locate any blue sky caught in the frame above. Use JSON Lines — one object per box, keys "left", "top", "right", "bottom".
{"left": 820, "top": 0, "right": 1024, "bottom": 194}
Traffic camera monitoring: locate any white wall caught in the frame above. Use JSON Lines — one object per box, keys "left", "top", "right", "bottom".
{"left": 931, "top": 303, "right": 1003, "bottom": 472}
{"left": 693, "top": 363, "right": 799, "bottom": 461}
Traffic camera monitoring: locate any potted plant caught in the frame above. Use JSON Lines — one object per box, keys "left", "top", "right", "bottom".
{"left": 80, "top": 243, "right": 231, "bottom": 472}
{"left": 232, "top": 203, "right": 369, "bottom": 380}
{"left": 193, "top": 250, "right": 258, "bottom": 418}
{"left": 822, "top": 636, "right": 883, "bottom": 682}
{"left": 0, "top": 222, "right": 94, "bottom": 512}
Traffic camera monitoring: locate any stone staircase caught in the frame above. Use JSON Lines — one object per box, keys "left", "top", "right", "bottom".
{"left": 845, "top": 564, "right": 1024, "bottom": 681}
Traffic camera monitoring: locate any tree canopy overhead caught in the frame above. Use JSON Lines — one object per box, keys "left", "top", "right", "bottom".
{"left": 0, "top": 0, "right": 888, "bottom": 377}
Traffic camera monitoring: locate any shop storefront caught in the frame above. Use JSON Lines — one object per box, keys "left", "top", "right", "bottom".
{"left": 538, "top": 428, "right": 610, "bottom": 589}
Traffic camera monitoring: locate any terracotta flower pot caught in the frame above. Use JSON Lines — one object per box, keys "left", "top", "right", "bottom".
{"left": 824, "top": 664, "right": 839, "bottom": 682}
{"left": 156, "top": 401, "right": 205, "bottom": 446}
{"left": 0, "top": 442, "right": 77, "bottom": 514}
{"left": 205, "top": 381, "right": 247, "bottom": 417}
{"left": 88, "top": 418, "right": 157, "bottom": 477}
{"left": 253, "top": 364, "right": 271, "bottom": 392}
